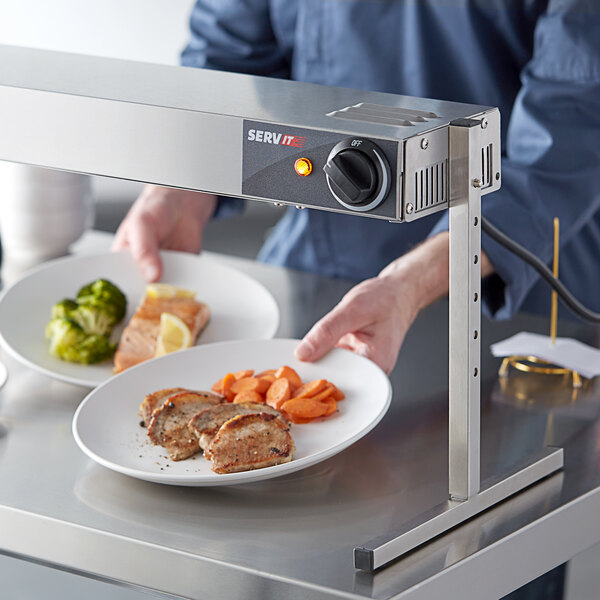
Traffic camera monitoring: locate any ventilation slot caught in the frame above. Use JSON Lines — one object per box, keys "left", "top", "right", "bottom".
{"left": 328, "top": 102, "right": 440, "bottom": 127}
{"left": 415, "top": 161, "right": 447, "bottom": 212}
{"left": 481, "top": 143, "right": 493, "bottom": 189}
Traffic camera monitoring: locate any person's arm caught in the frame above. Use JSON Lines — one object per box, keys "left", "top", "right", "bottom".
{"left": 295, "top": 232, "right": 492, "bottom": 374}
{"left": 430, "top": 0, "right": 600, "bottom": 319}
{"left": 181, "top": 0, "right": 291, "bottom": 78}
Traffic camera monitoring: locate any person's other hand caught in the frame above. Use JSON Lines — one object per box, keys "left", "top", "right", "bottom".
{"left": 112, "top": 185, "right": 217, "bottom": 281}
{"left": 294, "top": 273, "right": 420, "bottom": 374}
{"left": 295, "top": 232, "right": 492, "bottom": 373}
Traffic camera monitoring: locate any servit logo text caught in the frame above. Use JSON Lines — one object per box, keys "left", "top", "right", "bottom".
{"left": 247, "top": 129, "right": 306, "bottom": 148}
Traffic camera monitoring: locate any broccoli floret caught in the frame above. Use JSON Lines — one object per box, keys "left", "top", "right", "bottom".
{"left": 51, "top": 298, "right": 78, "bottom": 320}
{"left": 45, "top": 317, "right": 115, "bottom": 364}
{"left": 70, "top": 304, "right": 115, "bottom": 337}
{"left": 45, "top": 317, "right": 87, "bottom": 359}
{"left": 61, "top": 334, "right": 116, "bottom": 365}
{"left": 76, "top": 279, "right": 127, "bottom": 323}
{"left": 46, "top": 279, "right": 126, "bottom": 365}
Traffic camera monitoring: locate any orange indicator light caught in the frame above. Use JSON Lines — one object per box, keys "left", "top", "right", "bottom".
{"left": 294, "top": 157, "right": 313, "bottom": 176}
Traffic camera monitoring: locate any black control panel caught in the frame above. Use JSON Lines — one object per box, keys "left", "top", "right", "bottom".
{"left": 242, "top": 121, "right": 398, "bottom": 219}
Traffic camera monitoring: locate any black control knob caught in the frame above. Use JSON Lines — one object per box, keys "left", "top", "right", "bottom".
{"left": 323, "top": 138, "right": 391, "bottom": 212}
{"left": 323, "top": 149, "right": 377, "bottom": 205}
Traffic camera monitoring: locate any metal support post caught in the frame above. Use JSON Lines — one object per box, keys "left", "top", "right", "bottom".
{"left": 353, "top": 119, "right": 564, "bottom": 572}
{"left": 448, "top": 119, "right": 482, "bottom": 501}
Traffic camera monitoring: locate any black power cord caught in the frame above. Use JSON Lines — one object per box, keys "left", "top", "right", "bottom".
{"left": 481, "top": 217, "right": 600, "bottom": 323}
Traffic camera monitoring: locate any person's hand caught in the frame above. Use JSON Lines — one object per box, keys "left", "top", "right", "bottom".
{"left": 295, "top": 232, "right": 493, "bottom": 373}
{"left": 112, "top": 185, "right": 217, "bottom": 281}
{"left": 295, "top": 273, "right": 421, "bottom": 374}
{"left": 294, "top": 234, "right": 448, "bottom": 374}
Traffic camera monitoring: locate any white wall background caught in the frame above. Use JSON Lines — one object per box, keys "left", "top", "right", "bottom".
{"left": 0, "top": 0, "right": 194, "bottom": 64}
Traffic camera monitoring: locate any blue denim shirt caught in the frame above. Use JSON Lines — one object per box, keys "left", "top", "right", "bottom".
{"left": 181, "top": 0, "right": 600, "bottom": 319}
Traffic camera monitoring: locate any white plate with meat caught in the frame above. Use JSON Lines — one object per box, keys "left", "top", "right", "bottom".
{"left": 72, "top": 338, "right": 392, "bottom": 486}
{"left": 0, "top": 250, "right": 279, "bottom": 387}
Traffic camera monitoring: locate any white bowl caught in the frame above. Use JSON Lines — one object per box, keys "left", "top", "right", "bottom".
{"left": 0, "top": 162, "right": 92, "bottom": 265}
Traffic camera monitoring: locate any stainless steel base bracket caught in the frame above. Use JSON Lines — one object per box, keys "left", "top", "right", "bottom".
{"left": 354, "top": 119, "right": 564, "bottom": 571}
{"left": 354, "top": 447, "right": 564, "bottom": 571}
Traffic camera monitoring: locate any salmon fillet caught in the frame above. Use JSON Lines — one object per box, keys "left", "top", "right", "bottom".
{"left": 114, "top": 296, "right": 210, "bottom": 373}
{"left": 147, "top": 391, "right": 223, "bottom": 461}
{"left": 208, "top": 413, "right": 295, "bottom": 474}
{"left": 189, "top": 402, "right": 286, "bottom": 455}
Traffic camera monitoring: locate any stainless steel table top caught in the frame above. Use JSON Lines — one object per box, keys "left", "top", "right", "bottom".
{"left": 1, "top": 232, "right": 600, "bottom": 600}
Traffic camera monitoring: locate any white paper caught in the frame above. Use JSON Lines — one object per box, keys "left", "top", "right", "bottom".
{"left": 490, "top": 332, "right": 600, "bottom": 379}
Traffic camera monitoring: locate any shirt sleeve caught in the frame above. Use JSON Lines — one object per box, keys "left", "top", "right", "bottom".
{"left": 181, "top": 0, "right": 291, "bottom": 78}
{"left": 430, "top": 0, "right": 600, "bottom": 319}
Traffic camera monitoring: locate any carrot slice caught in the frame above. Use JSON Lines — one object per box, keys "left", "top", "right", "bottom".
{"left": 275, "top": 366, "right": 303, "bottom": 390}
{"left": 256, "top": 369, "right": 276, "bottom": 378}
{"left": 330, "top": 384, "right": 345, "bottom": 401}
{"left": 281, "top": 396, "right": 329, "bottom": 419}
{"left": 211, "top": 378, "right": 223, "bottom": 394}
{"left": 230, "top": 377, "right": 270, "bottom": 395}
{"left": 233, "top": 390, "right": 264, "bottom": 404}
{"left": 320, "top": 397, "right": 337, "bottom": 416}
{"left": 288, "top": 415, "right": 314, "bottom": 425}
{"left": 259, "top": 374, "right": 276, "bottom": 384}
{"left": 292, "top": 379, "right": 329, "bottom": 399}
{"left": 234, "top": 369, "right": 254, "bottom": 380}
{"left": 305, "top": 384, "right": 335, "bottom": 403}
{"left": 266, "top": 377, "right": 292, "bottom": 409}
{"left": 221, "top": 373, "right": 237, "bottom": 402}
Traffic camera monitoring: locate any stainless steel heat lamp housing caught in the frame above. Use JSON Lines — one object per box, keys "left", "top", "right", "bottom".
{"left": 0, "top": 44, "right": 563, "bottom": 571}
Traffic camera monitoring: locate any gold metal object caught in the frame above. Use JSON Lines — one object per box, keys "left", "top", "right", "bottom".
{"left": 550, "top": 217, "right": 559, "bottom": 345}
{"left": 498, "top": 355, "right": 582, "bottom": 389}
{"left": 498, "top": 217, "right": 585, "bottom": 391}
{"left": 495, "top": 361, "right": 584, "bottom": 407}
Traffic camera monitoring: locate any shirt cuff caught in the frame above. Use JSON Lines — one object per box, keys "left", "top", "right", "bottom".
{"left": 213, "top": 196, "right": 245, "bottom": 219}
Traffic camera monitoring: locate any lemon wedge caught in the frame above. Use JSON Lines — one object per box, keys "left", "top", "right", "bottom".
{"left": 155, "top": 313, "right": 192, "bottom": 357}
{"left": 146, "top": 283, "right": 196, "bottom": 299}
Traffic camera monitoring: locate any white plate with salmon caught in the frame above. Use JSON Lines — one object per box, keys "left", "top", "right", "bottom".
{"left": 0, "top": 250, "right": 279, "bottom": 387}
{"left": 72, "top": 338, "right": 392, "bottom": 486}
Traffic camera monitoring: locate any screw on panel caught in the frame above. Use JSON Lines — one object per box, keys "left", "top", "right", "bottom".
{"left": 420, "top": 138, "right": 429, "bottom": 150}
{"left": 295, "top": 206, "right": 305, "bottom": 210}
{"left": 481, "top": 118, "right": 488, "bottom": 129}
{"left": 273, "top": 203, "right": 282, "bottom": 207}
{"left": 406, "top": 203, "right": 414, "bottom": 214}
{"left": 472, "top": 178, "right": 482, "bottom": 188}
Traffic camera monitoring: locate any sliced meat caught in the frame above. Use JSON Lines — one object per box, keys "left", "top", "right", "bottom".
{"left": 189, "top": 402, "right": 286, "bottom": 455}
{"left": 139, "top": 387, "right": 190, "bottom": 426}
{"left": 114, "top": 296, "right": 210, "bottom": 373}
{"left": 147, "top": 391, "right": 223, "bottom": 461}
{"left": 208, "top": 413, "right": 295, "bottom": 474}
